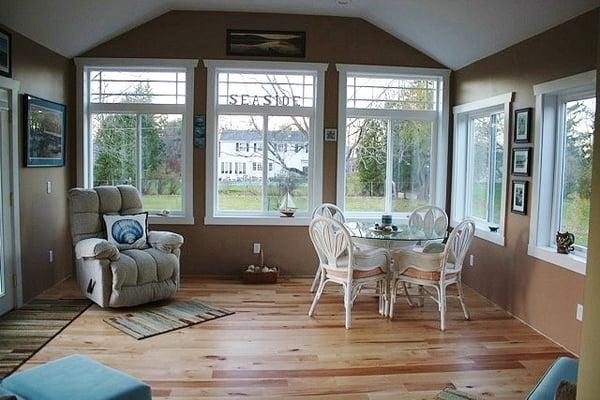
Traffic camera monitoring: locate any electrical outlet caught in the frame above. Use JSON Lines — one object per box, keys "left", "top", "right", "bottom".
{"left": 253, "top": 243, "right": 261, "bottom": 254}
{"left": 469, "top": 255, "right": 474, "bottom": 267}
{"left": 48, "top": 250, "right": 54, "bottom": 263}
{"left": 46, "top": 181, "right": 52, "bottom": 194}
{"left": 576, "top": 304, "right": 584, "bottom": 321}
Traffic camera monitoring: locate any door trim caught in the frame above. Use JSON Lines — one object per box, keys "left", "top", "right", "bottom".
{"left": 0, "top": 76, "right": 23, "bottom": 308}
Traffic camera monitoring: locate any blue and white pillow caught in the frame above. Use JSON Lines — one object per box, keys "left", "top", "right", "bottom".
{"left": 103, "top": 213, "right": 148, "bottom": 250}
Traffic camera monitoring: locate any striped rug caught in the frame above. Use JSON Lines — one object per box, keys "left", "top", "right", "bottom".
{"left": 104, "top": 298, "right": 234, "bottom": 340}
{"left": 437, "top": 388, "right": 484, "bottom": 400}
{"left": 0, "top": 298, "right": 92, "bottom": 379}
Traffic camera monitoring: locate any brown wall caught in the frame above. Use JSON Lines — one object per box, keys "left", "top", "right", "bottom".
{"left": 1, "top": 27, "right": 75, "bottom": 301}
{"left": 452, "top": 9, "right": 599, "bottom": 353}
{"left": 81, "top": 10, "right": 445, "bottom": 276}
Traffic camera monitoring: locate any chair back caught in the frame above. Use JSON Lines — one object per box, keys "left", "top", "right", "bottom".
{"left": 408, "top": 205, "right": 448, "bottom": 237}
{"left": 312, "top": 203, "right": 346, "bottom": 223}
{"left": 309, "top": 216, "right": 354, "bottom": 275}
{"left": 68, "top": 185, "right": 144, "bottom": 245}
{"left": 442, "top": 219, "right": 475, "bottom": 274}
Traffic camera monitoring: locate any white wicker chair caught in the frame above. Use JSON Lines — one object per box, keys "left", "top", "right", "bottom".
{"left": 309, "top": 203, "right": 346, "bottom": 292}
{"left": 389, "top": 219, "right": 475, "bottom": 331}
{"left": 408, "top": 205, "right": 449, "bottom": 238}
{"left": 308, "top": 216, "right": 390, "bottom": 329}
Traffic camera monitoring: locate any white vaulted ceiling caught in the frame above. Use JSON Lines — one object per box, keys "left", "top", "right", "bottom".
{"left": 0, "top": 0, "right": 597, "bottom": 69}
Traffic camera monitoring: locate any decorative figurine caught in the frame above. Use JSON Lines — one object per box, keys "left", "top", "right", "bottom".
{"left": 556, "top": 231, "right": 575, "bottom": 254}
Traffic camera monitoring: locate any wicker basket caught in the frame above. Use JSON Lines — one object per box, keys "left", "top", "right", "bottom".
{"left": 242, "top": 267, "right": 279, "bottom": 284}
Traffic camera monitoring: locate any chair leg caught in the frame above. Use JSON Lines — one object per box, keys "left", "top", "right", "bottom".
{"left": 401, "top": 281, "right": 414, "bottom": 307}
{"left": 344, "top": 283, "right": 352, "bottom": 329}
{"left": 417, "top": 285, "right": 425, "bottom": 307}
{"left": 310, "top": 267, "right": 321, "bottom": 293}
{"left": 389, "top": 279, "right": 397, "bottom": 319}
{"left": 308, "top": 279, "right": 327, "bottom": 317}
{"left": 457, "top": 279, "right": 470, "bottom": 320}
{"left": 439, "top": 284, "right": 446, "bottom": 331}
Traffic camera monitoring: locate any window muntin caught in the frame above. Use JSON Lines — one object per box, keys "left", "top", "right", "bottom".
{"left": 466, "top": 110, "right": 504, "bottom": 226}
{"left": 90, "top": 70, "right": 186, "bottom": 104}
{"left": 556, "top": 96, "right": 595, "bottom": 251}
{"left": 341, "top": 72, "right": 442, "bottom": 216}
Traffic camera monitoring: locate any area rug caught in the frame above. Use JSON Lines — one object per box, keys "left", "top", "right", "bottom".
{"left": 104, "top": 298, "right": 234, "bottom": 340}
{"left": 0, "top": 298, "right": 92, "bottom": 379}
{"left": 437, "top": 388, "right": 484, "bottom": 400}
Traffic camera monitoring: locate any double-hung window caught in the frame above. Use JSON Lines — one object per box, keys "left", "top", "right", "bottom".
{"left": 76, "top": 58, "right": 197, "bottom": 224}
{"left": 336, "top": 65, "right": 450, "bottom": 219}
{"left": 204, "top": 60, "right": 326, "bottom": 225}
{"left": 451, "top": 93, "right": 512, "bottom": 245}
{"left": 529, "top": 71, "right": 596, "bottom": 274}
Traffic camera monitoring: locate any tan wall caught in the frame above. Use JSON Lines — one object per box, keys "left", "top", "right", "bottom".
{"left": 576, "top": 11, "right": 600, "bottom": 399}
{"left": 452, "top": 9, "right": 598, "bottom": 353}
{"left": 1, "top": 26, "right": 75, "bottom": 301}
{"left": 81, "top": 10, "right": 444, "bottom": 277}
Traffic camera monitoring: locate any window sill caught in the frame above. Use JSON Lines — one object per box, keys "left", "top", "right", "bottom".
{"left": 473, "top": 226, "right": 505, "bottom": 246}
{"left": 205, "top": 215, "right": 311, "bottom": 226}
{"left": 149, "top": 214, "right": 195, "bottom": 225}
{"left": 527, "top": 244, "right": 586, "bottom": 275}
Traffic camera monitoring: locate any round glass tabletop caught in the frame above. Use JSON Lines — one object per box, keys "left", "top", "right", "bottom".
{"left": 345, "top": 221, "right": 447, "bottom": 242}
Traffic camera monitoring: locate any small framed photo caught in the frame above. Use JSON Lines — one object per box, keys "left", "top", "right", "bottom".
{"left": 511, "top": 180, "right": 528, "bottom": 215}
{"left": 324, "top": 128, "right": 337, "bottom": 142}
{"left": 23, "top": 94, "right": 67, "bottom": 167}
{"left": 512, "top": 148, "right": 531, "bottom": 176}
{"left": 193, "top": 114, "right": 206, "bottom": 149}
{"left": 0, "top": 28, "right": 11, "bottom": 78}
{"left": 514, "top": 108, "right": 532, "bottom": 143}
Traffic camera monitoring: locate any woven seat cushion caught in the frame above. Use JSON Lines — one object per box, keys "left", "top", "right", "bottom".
{"left": 327, "top": 267, "right": 385, "bottom": 279}
{"left": 401, "top": 267, "right": 457, "bottom": 281}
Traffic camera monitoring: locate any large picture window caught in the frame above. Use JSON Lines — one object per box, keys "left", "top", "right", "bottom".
{"left": 76, "top": 58, "right": 197, "bottom": 224}
{"left": 204, "top": 60, "right": 326, "bottom": 225}
{"left": 529, "top": 71, "right": 596, "bottom": 274}
{"left": 452, "top": 93, "right": 512, "bottom": 246}
{"left": 336, "top": 65, "right": 449, "bottom": 218}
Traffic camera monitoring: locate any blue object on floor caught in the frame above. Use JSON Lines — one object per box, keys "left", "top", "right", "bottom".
{"left": 527, "top": 357, "right": 578, "bottom": 400}
{"left": 0, "top": 354, "right": 151, "bottom": 400}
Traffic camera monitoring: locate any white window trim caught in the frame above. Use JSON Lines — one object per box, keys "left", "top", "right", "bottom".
{"left": 75, "top": 57, "right": 198, "bottom": 225}
{"left": 203, "top": 60, "right": 327, "bottom": 226}
{"left": 528, "top": 70, "right": 596, "bottom": 275}
{"left": 335, "top": 64, "right": 451, "bottom": 220}
{"left": 451, "top": 92, "right": 513, "bottom": 246}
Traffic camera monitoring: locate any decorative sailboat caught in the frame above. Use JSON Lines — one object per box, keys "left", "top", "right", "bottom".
{"left": 278, "top": 192, "right": 297, "bottom": 217}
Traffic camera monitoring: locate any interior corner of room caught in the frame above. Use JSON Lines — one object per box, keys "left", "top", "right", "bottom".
{"left": 0, "top": 2, "right": 599, "bottom": 399}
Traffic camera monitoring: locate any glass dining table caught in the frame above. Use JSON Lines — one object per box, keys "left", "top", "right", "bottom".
{"left": 345, "top": 221, "right": 447, "bottom": 249}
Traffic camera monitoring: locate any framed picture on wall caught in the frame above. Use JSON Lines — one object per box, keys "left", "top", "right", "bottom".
{"left": 512, "top": 147, "right": 531, "bottom": 176}
{"left": 226, "top": 29, "right": 306, "bottom": 58}
{"left": 514, "top": 108, "right": 532, "bottom": 143}
{"left": 511, "top": 180, "right": 528, "bottom": 215}
{"left": 0, "top": 28, "right": 11, "bottom": 77}
{"left": 23, "top": 94, "right": 67, "bottom": 167}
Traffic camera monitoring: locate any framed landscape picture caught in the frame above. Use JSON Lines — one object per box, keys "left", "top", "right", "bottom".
{"left": 23, "top": 94, "right": 66, "bottom": 167}
{"left": 226, "top": 29, "right": 306, "bottom": 58}
{"left": 514, "top": 108, "right": 532, "bottom": 143}
{"left": 512, "top": 148, "right": 531, "bottom": 176}
{"left": 0, "top": 28, "right": 11, "bottom": 77}
{"left": 511, "top": 180, "right": 528, "bottom": 215}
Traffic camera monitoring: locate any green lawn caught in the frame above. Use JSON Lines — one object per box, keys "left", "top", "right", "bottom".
{"left": 562, "top": 194, "right": 590, "bottom": 247}
{"left": 142, "top": 195, "right": 182, "bottom": 211}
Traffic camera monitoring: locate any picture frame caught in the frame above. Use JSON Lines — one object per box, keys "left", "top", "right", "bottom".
{"left": 514, "top": 108, "right": 532, "bottom": 143}
{"left": 512, "top": 147, "right": 531, "bottom": 176}
{"left": 193, "top": 114, "right": 206, "bottom": 149}
{"left": 226, "top": 29, "right": 306, "bottom": 58}
{"left": 0, "top": 28, "right": 11, "bottom": 78}
{"left": 511, "top": 180, "right": 528, "bottom": 215}
{"left": 23, "top": 94, "right": 67, "bottom": 167}
{"left": 324, "top": 128, "right": 337, "bottom": 142}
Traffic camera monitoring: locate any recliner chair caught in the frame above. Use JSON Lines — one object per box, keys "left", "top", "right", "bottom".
{"left": 68, "top": 185, "right": 183, "bottom": 307}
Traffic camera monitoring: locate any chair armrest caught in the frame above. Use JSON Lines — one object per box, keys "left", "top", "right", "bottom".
{"left": 75, "top": 238, "right": 120, "bottom": 261}
{"left": 392, "top": 248, "right": 445, "bottom": 272}
{"left": 148, "top": 231, "right": 184, "bottom": 253}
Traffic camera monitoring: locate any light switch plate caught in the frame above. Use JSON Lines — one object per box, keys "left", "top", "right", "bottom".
{"left": 47, "top": 181, "right": 52, "bottom": 194}
{"left": 48, "top": 250, "right": 54, "bottom": 263}
{"left": 253, "top": 243, "right": 261, "bottom": 254}
{"left": 576, "top": 304, "right": 584, "bottom": 321}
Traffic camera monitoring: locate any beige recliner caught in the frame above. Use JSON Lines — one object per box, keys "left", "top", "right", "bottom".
{"left": 68, "top": 185, "right": 183, "bottom": 308}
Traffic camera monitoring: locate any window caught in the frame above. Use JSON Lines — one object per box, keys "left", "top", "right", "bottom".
{"left": 336, "top": 65, "right": 450, "bottom": 218}
{"left": 529, "top": 71, "right": 596, "bottom": 274}
{"left": 452, "top": 93, "right": 512, "bottom": 245}
{"left": 76, "top": 58, "right": 197, "bottom": 224}
{"left": 205, "top": 60, "right": 326, "bottom": 225}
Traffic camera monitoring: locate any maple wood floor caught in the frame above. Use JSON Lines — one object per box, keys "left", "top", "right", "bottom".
{"left": 20, "top": 277, "right": 571, "bottom": 399}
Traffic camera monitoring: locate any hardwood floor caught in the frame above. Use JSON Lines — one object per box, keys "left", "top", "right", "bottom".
{"left": 22, "top": 277, "right": 571, "bottom": 399}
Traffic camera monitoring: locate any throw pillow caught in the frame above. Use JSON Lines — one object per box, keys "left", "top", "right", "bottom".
{"left": 103, "top": 212, "right": 148, "bottom": 250}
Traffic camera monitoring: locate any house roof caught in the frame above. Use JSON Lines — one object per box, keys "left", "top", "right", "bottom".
{"left": 221, "top": 130, "right": 305, "bottom": 143}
